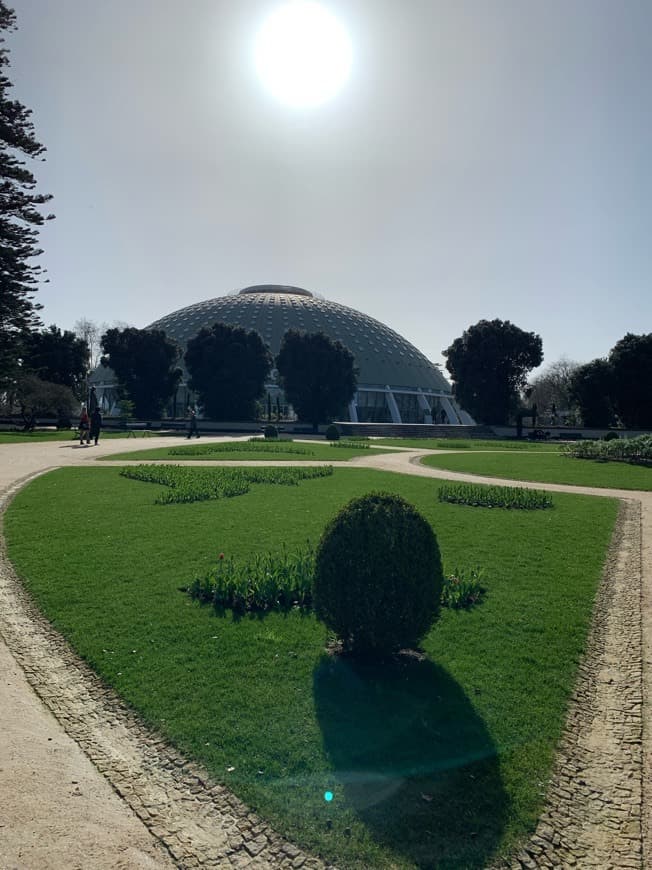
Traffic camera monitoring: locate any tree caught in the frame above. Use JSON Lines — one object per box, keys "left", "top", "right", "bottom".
{"left": 73, "top": 317, "right": 103, "bottom": 370}
{"left": 569, "top": 359, "right": 615, "bottom": 427}
{"left": 529, "top": 357, "right": 579, "bottom": 420}
{"left": 22, "top": 324, "right": 88, "bottom": 397}
{"left": 185, "top": 322, "right": 271, "bottom": 420}
{"left": 609, "top": 333, "right": 652, "bottom": 429}
{"left": 276, "top": 330, "right": 357, "bottom": 432}
{"left": 0, "top": 1, "right": 54, "bottom": 389}
{"left": 101, "top": 327, "right": 182, "bottom": 419}
{"left": 443, "top": 319, "right": 543, "bottom": 425}
{"left": 13, "top": 373, "right": 76, "bottom": 427}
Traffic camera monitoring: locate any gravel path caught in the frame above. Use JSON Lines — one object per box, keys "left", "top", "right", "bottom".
{"left": 0, "top": 437, "right": 650, "bottom": 868}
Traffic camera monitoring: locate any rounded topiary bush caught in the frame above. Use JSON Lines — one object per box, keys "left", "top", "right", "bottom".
{"left": 603, "top": 431, "right": 619, "bottom": 441}
{"left": 313, "top": 492, "right": 443, "bottom": 657}
{"left": 264, "top": 424, "right": 278, "bottom": 439}
{"left": 325, "top": 423, "right": 340, "bottom": 441}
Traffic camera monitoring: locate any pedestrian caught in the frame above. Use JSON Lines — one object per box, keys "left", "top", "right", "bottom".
{"left": 78, "top": 406, "right": 90, "bottom": 445}
{"left": 187, "top": 407, "right": 200, "bottom": 439}
{"left": 89, "top": 407, "right": 102, "bottom": 445}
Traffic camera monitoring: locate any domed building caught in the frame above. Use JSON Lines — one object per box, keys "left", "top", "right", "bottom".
{"left": 93, "top": 285, "right": 471, "bottom": 424}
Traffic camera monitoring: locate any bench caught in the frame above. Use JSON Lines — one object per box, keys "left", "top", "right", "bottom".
{"left": 122, "top": 422, "right": 154, "bottom": 437}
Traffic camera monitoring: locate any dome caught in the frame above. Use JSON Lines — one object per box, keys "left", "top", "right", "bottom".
{"left": 145, "top": 285, "right": 469, "bottom": 425}
{"left": 149, "top": 285, "right": 449, "bottom": 393}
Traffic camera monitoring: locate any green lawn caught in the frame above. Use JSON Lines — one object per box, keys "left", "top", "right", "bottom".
{"left": 100, "top": 440, "right": 388, "bottom": 462}
{"left": 0, "top": 429, "right": 131, "bottom": 444}
{"left": 420, "top": 451, "right": 652, "bottom": 491}
{"left": 374, "top": 438, "right": 560, "bottom": 452}
{"left": 5, "top": 467, "right": 617, "bottom": 868}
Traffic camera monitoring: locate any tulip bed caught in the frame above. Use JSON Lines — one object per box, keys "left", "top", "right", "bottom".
{"left": 438, "top": 482, "right": 553, "bottom": 510}
{"left": 120, "top": 463, "right": 333, "bottom": 504}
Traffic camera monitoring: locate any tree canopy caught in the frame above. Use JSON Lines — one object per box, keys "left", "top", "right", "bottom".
{"left": 0, "top": 1, "right": 54, "bottom": 388}
{"left": 529, "top": 357, "right": 579, "bottom": 420}
{"left": 184, "top": 322, "right": 271, "bottom": 420}
{"left": 21, "top": 324, "right": 88, "bottom": 397}
{"left": 13, "top": 373, "right": 76, "bottom": 426}
{"left": 276, "top": 330, "right": 357, "bottom": 431}
{"left": 101, "top": 327, "right": 182, "bottom": 419}
{"left": 609, "top": 333, "right": 652, "bottom": 429}
{"left": 443, "top": 319, "right": 543, "bottom": 425}
{"left": 569, "top": 359, "right": 615, "bottom": 428}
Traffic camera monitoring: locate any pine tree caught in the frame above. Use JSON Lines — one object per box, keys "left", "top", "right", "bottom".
{"left": 0, "top": 1, "right": 54, "bottom": 388}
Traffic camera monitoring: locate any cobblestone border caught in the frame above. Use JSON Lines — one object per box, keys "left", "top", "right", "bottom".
{"left": 0, "top": 472, "right": 328, "bottom": 870}
{"left": 502, "top": 499, "right": 643, "bottom": 869}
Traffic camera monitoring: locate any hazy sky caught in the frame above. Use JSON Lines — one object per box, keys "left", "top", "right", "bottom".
{"left": 8, "top": 0, "right": 652, "bottom": 374}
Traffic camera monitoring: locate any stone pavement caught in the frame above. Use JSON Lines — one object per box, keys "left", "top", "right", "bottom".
{"left": 0, "top": 437, "right": 650, "bottom": 868}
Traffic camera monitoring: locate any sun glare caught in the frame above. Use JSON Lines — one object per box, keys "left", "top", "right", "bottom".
{"left": 254, "top": 2, "right": 352, "bottom": 108}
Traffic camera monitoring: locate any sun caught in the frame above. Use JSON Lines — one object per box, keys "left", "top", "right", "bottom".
{"left": 254, "top": 1, "right": 352, "bottom": 108}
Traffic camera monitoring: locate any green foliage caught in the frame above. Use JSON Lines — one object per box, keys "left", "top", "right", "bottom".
{"left": 0, "top": 0, "right": 54, "bottom": 389}
{"left": 603, "top": 431, "right": 620, "bottom": 441}
{"left": 189, "top": 544, "right": 316, "bottom": 613}
{"left": 376, "top": 437, "right": 556, "bottom": 451}
{"left": 264, "top": 424, "right": 278, "bottom": 439}
{"left": 562, "top": 434, "right": 652, "bottom": 465}
{"left": 191, "top": 543, "right": 483, "bottom": 616}
{"left": 443, "top": 319, "right": 543, "bottom": 425}
{"left": 609, "top": 332, "right": 652, "bottom": 429}
{"left": 328, "top": 440, "right": 370, "bottom": 449}
{"left": 12, "top": 374, "right": 76, "bottom": 424}
{"left": 101, "top": 327, "right": 182, "bottom": 419}
{"left": 441, "top": 566, "right": 486, "bottom": 609}
{"left": 185, "top": 322, "right": 272, "bottom": 421}
{"left": 313, "top": 492, "right": 443, "bottom": 656}
{"left": 325, "top": 423, "right": 340, "bottom": 441}
{"left": 569, "top": 358, "right": 615, "bottom": 427}
{"left": 170, "top": 441, "right": 313, "bottom": 456}
{"left": 438, "top": 482, "right": 553, "bottom": 510}
{"left": 277, "top": 329, "right": 357, "bottom": 431}
{"left": 120, "top": 464, "right": 333, "bottom": 504}
{"left": 21, "top": 324, "right": 89, "bottom": 397}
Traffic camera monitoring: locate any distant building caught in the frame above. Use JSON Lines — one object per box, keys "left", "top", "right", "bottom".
{"left": 92, "top": 284, "right": 472, "bottom": 424}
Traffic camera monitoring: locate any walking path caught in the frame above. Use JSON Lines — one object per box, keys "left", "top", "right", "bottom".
{"left": 0, "top": 437, "right": 650, "bottom": 868}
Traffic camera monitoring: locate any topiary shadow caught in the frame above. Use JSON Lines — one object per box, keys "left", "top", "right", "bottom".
{"left": 313, "top": 654, "right": 508, "bottom": 868}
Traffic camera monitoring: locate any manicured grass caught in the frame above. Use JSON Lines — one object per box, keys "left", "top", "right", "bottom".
{"left": 100, "top": 440, "right": 388, "bottom": 462}
{"left": 374, "top": 438, "right": 560, "bottom": 451}
{"left": 420, "top": 451, "right": 652, "bottom": 491}
{"left": 0, "top": 429, "right": 131, "bottom": 444}
{"left": 5, "top": 467, "right": 617, "bottom": 868}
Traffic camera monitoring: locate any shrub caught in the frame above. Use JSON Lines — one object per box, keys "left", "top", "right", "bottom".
{"left": 603, "top": 431, "right": 620, "bottom": 441}
{"left": 325, "top": 423, "right": 340, "bottom": 441}
{"left": 189, "top": 544, "right": 315, "bottom": 613}
{"left": 264, "top": 424, "right": 278, "bottom": 439}
{"left": 441, "top": 567, "right": 486, "bottom": 609}
{"left": 120, "top": 464, "right": 333, "bottom": 504}
{"left": 313, "top": 492, "right": 443, "bottom": 657}
{"left": 438, "top": 482, "right": 553, "bottom": 510}
{"left": 170, "top": 441, "right": 313, "bottom": 456}
{"left": 562, "top": 434, "right": 652, "bottom": 465}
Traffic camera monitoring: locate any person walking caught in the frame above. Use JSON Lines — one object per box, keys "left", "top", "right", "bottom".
{"left": 89, "top": 407, "right": 102, "bottom": 445}
{"left": 78, "top": 406, "right": 91, "bottom": 445}
{"left": 187, "top": 407, "right": 200, "bottom": 439}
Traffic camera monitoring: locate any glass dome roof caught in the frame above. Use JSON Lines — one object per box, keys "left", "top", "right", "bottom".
{"left": 148, "top": 285, "right": 451, "bottom": 393}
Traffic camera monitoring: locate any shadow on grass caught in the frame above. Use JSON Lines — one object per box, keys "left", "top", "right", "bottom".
{"left": 313, "top": 654, "right": 508, "bottom": 869}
